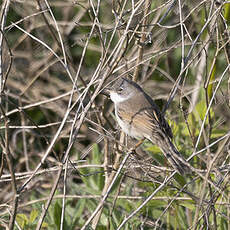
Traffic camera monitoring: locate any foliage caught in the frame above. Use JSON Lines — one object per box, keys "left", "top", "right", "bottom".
{"left": 0, "top": 0, "right": 230, "bottom": 229}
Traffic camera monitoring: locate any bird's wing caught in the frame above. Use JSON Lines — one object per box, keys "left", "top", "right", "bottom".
{"left": 147, "top": 110, "right": 173, "bottom": 139}
{"left": 144, "top": 108, "right": 173, "bottom": 139}
{"left": 117, "top": 107, "right": 160, "bottom": 136}
{"left": 142, "top": 92, "right": 173, "bottom": 139}
{"left": 117, "top": 106, "right": 173, "bottom": 139}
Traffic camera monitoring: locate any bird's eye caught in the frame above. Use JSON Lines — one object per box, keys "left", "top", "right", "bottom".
{"left": 117, "top": 83, "right": 124, "bottom": 92}
{"left": 118, "top": 86, "right": 123, "bottom": 92}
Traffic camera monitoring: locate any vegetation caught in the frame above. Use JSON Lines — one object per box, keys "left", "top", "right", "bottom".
{"left": 0, "top": 0, "right": 230, "bottom": 229}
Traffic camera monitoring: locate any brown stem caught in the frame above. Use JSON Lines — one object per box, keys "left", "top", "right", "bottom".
{"left": 132, "top": 0, "right": 151, "bottom": 82}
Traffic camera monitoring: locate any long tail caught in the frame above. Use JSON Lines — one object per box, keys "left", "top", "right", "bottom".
{"left": 151, "top": 136, "right": 188, "bottom": 175}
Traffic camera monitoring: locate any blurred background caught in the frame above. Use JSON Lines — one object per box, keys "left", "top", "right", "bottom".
{"left": 0, "top": 0, "right": 230, "bottom": 229}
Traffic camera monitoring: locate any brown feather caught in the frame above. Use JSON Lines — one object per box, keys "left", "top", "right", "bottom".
{"left": 112, "top": 78, "right": 188, "bottom": 174}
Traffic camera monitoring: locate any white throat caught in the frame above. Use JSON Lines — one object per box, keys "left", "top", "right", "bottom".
{"left": 110, "top": 92, "right": 127, "bottom": 103}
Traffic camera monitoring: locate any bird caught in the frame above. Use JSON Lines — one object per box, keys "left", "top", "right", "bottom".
{"left": 109, "top": 77, "right": 188, "bottom": 175}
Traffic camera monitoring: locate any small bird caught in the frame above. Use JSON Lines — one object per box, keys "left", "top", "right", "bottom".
{"left": 109, "top": 77, "right": 188, "bottom": 175}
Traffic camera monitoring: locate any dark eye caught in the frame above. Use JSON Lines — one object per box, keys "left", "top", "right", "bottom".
{"left": 118, "top": 86, "right": 124, "bottom": 92}
{"left": 117, "top": 83, "right": 124, "bottom": 92}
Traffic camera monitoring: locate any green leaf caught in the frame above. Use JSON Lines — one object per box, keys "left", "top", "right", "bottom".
{"left": 29, "top": 209, "right": 38, "bottom": 223}
{"left": 145, "top": 143, "right": 161, "bottom": 154}
{"left": 194, "top": 101, "right": 207, "bottom": 121}
{"left": 16, "top": 213, "right": 28, "bottom": 229}
{"left": 210, "top": 129, "right": 226, "bottom": 138}
{"left": 144, "top": 142, "right": 163, "bottom": 162}
{"left": 224, "top": 3, "right": 230, "bottom": 23}
{"left": 174, "top": 173, "right": 187, "bottom": 186}
{"left": 41, "top": 222, "right": 49, "bottom": 228}
{"left": 79, "top": 144, "right": 105, "bottom": 192}
{"left": 185, "top": 100, "right": 214, "bottom": 138}
{"left": 179, "top": 200, "right": 196, "bottom": 210}
{"left": 100, "top": 212, "right": 109, "bottom": 226}
{"left": 92, "top": 144, "right": 100, "bottom": 164}
{"left": 53, "top": 201, "right": 61, "bottom": 229}
{"left": 168, "top": 119, "right": 178, "bottom": 136}
{"left": 110, "top": 208, "right": 124, "bottom": 227}
{"left": 207, "top": 64, "right": 216, "bottom": 101}
{"left": 141, "top": 199, "right": 167, "bottom": 219}
{"left": 109, "top": 216, "right": 117, "bottom": 230}
{"left": 71, "top": 198, "right": 86, "bottom": 227}
{"left": 85, "top": 224, "right": 94, "bottom": 230}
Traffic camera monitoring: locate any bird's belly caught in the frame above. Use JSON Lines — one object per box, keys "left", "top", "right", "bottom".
{"left": 116, "top": 113, "right": 144, "bottom": 139}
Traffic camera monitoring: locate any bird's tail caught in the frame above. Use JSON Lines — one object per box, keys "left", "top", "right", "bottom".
{"left": 152, "top": 136, "right": 189, "bottom": 175}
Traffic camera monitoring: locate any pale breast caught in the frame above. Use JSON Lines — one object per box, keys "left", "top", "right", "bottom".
{"left": 115, "top": 107, "right": 144, "bottom": 139}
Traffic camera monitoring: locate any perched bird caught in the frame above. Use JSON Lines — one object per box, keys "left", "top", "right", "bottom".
{"left": 109, "top": 77, "right": 188, "bottom": 175}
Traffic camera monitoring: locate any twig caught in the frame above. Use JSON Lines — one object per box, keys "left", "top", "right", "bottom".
{"left": 163, "top": 4, "right": 222, "bottom": 114}
{"left": 132, "top": 0, "right": 151, "bottom": 82}
{"left": 81, "top": 147, "right": 132, "bottom": 230}
{"left": 0, "top": 0, "right": 10, "bottom": 94}
{"left": 35, "top": 167, "right": 63, "bottom": 230}
{"left": 117, "top": 172, "right": 176, "bottom": 230}
{"left": 0, "top": 106, "right": 19, "bottom": 230}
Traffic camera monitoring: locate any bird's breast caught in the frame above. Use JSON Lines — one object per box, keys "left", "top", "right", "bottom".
{"left": 115, "top": 107, "right": 144, "bottom": 139}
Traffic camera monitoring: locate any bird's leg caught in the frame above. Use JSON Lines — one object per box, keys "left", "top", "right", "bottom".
{"left": 135, "top": 139, "right": 145, "bottom": 148}
{"left": 130, "top": 139, "right": 145, "bottom": 154}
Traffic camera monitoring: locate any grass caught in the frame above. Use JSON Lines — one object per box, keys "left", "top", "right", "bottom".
{"left": 0, "top": 0, "right": 230, "bottom": 229}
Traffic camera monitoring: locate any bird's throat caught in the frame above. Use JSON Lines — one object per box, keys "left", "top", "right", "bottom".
{"left": 110, "top": 92, "right": 127, "bottom": 103}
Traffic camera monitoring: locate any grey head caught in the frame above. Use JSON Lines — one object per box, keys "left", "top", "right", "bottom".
{"left": 110, "top": 78, "right": 144, "bottom": 103}
{"left": 109, "top": 77, "right": 173, "bottom": 139}
{"left": 110, "top": 78, "right": 158, "bottom": 107}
